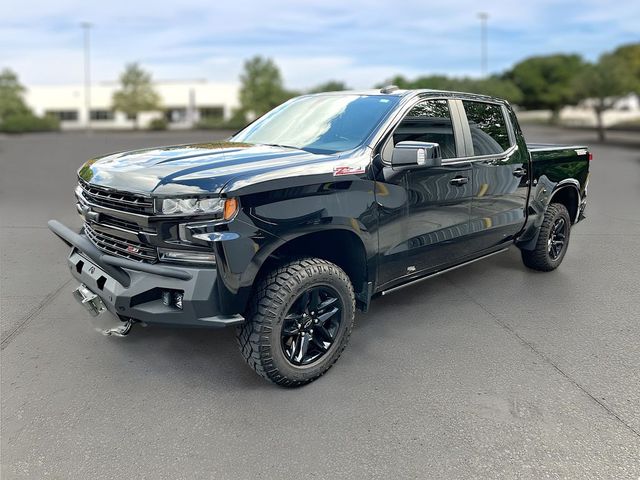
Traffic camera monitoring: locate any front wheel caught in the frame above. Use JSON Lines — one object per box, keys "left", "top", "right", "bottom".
{"left": 236, "top": 258, "right": 355, "bottom": 387}
{"left": 521, "top": 203, "right": 572, "bottom": 271}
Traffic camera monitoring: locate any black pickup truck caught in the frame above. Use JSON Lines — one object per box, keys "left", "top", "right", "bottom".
{"left": 49, "top": 88, "right": 590, "bottom": 386}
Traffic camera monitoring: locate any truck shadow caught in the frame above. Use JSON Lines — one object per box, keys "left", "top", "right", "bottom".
{"left": 107, "top": 325, "right": 265, "bottom": 389}
{"left": 108, "top": 248, "right": 527, "bottom": 389}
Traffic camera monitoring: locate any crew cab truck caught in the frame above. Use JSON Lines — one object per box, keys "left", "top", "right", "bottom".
{"left": 49, "top": 88, "right": 590, "bottom": 387}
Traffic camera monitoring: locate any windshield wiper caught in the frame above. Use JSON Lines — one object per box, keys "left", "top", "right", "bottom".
{"left": 260, "top": 143, "right": 300, "bottom": 150}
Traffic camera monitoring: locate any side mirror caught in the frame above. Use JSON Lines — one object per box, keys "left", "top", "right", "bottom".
{"left": 391, "top": 141, "right": 442, "bottom": 168}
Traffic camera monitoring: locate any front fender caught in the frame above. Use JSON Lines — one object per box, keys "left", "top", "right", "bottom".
{"left": 212, "top": 178, "right": 379, "bottom": 314}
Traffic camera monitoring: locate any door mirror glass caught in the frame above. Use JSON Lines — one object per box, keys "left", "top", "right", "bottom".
{"left": 391, "top": 141, "right": 442, "bottom": 168}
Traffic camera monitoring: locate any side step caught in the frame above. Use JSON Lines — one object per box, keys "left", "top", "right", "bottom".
{"left": 380, "top": 248, "right": 509, "bottom": 296}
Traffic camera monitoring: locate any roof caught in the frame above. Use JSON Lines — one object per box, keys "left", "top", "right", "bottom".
{"left": 307, "top": 88, "right": 507, "bottom": 103}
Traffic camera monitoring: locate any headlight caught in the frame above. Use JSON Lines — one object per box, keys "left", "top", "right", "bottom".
{"left": 157, "top": 197, "right": 238, "bottom": 219}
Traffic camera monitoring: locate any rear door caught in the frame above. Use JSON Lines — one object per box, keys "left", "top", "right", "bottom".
{"left": 375, "top": 98, "right": 474, "bottom": 287}
{"left": 457, "top": 100, "right": 529, "bottom": 252}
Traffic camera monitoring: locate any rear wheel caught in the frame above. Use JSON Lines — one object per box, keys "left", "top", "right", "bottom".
{"left": 236, "top": 258, "right": 355, "bottom": 387}
{"left": 521, "top": 203, "right": 571, "bottom": 271}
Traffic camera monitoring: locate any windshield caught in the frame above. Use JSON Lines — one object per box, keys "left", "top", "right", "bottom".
{"left": 232, "top": 94, "right": 400, "bottom": 154}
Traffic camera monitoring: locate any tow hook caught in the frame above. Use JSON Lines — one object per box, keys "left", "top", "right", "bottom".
{"left": 101, "top": 318, "right": 134, "bottom": 337}
{"left": 72, "top": 284, "right": 106, "bottom": 317}
{"left": 72, "top": 284, "right": 136, "bottom": 337}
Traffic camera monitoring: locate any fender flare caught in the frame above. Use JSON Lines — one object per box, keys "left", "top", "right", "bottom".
{"left": 517, "top": 180, "right": 581, "bottom": 251}
{"left": 549, "top": 180, "right": 581, "bottom": 223}
{"left": 238, "top": 223, "right": 371, "bottom": 289}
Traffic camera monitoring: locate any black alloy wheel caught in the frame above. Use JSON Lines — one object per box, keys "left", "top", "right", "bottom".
{"left": 548, "top": 217, "right": 567, "bottom": 260}
{"left": 281, "top": 286, "right": 343, "bottom": 366}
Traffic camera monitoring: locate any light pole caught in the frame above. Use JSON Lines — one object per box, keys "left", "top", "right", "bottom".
{"left": 477, "top": 12, "right": 489, "bottom": 77}
{"left": 80, "top": 21, "right": 92, "bottom": 130}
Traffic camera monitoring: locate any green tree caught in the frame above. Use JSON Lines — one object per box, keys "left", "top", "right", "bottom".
{"left": 376, "top": 75, "right": 412, "bottom": 89}
{"left": 606, "top": 43, "right": 640, "bottom": 93}
{"left": 507, "top": 54, "right": 587, "bottom": 122}
{"left": 575, "top": 44, "right": 640, "bottom": 141}
{"left": 308, "top": 80, "right": 350, "bottom": 93}
{"left": 0, "top": 68, "right": 30, "bottom": 122}
{"left": 460, "top": 76, "right": 523, "bottom": 105}
{"left": 238, "top": 56, "right": 293, "bottom": 119}
{"left": 403, "top": 74, "right": 458, "bottom": 91}
{"left": 112, "top": 63, "right": 161, "bottom": 129}
{"left": 0, "top": 68, "right": 59, "bottom": 133}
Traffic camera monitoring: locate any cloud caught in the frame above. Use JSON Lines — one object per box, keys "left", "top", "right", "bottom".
{"left": 1, "top": 0, "right": 638, "bottom": 88}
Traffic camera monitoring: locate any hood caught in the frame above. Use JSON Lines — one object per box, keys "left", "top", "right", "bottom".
{"left": 78, "top": 141, "right": 344, "bottom": 196}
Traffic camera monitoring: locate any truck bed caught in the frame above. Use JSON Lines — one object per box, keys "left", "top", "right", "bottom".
{"left": 525, "top": 143, "right": 590, "bottom": 207}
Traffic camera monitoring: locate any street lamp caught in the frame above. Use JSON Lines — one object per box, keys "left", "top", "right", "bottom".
{"left": 80, "top": 21, "right": 92, "bottom": 130}
{"left": 477, "top": 12, "right": 489, "bottom": 77}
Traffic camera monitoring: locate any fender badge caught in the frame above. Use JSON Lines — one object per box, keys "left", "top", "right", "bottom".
{"left": 333, "top": 166, "right": 366, "bottom": 176}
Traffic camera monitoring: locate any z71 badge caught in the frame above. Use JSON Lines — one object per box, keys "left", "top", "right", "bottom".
{"left": 333, "top": 166, "right": 366, "bottom": 176}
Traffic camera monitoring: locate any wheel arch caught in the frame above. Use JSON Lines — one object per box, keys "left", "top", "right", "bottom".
{"left": 516, "top": 180, "right": 580, "bottom": 251}
{"left": 549, "top": 181, "right": 581, "bottom": 224}
{"left": 244, "top": 227, "right": 371, "bottom": 312}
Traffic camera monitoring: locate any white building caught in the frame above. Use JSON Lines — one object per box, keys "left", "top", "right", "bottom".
{"left": 24, "top": 80, "right": 240, "bottom": 130}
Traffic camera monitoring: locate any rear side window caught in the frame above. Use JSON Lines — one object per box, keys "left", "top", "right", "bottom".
{"left": 462, "top": 101, "right": 511, "bottom": 155}
{"left": 392, "top": 100, "right": 457, "bottom": 159}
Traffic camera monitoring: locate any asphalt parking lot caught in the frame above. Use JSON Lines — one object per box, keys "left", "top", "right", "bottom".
{"left": 1, "top": 125, "right": 639, "bottom": 479}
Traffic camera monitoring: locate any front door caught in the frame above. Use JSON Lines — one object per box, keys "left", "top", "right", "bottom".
{"left": 375, "top": 99, "right": 474, "bottom": 288}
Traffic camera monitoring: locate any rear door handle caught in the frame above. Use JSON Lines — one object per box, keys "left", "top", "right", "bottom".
{"left": 449, "top": 176, "right": 469, "bottom": 186}
{"left": 513, "top": 168, "right": 527, "bottom": 178}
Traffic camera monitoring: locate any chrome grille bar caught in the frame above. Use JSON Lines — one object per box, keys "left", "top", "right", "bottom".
{"left": 84, "top": 223, "right": 157, "bottom": 263}
{"left": 78, "top": 180, "right": 154, "bottom": 214}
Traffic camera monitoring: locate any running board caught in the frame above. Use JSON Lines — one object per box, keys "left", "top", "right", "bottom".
{"left": 380, "top": 248, "right": 509, "bottom": 296}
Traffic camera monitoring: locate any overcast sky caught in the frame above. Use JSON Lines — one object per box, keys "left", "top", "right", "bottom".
{"left": 2, "top": 0, "right": 639, "bottom": 89}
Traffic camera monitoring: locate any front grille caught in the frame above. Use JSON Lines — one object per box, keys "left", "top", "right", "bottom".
{"left": 79, "top": 180, "right": 154, "bottom": 214}
{"left": 99, "top": 214, "right": 140, "bottom": 231}
{"left": 84, "top": 223, "right": 157, "bottom": 263}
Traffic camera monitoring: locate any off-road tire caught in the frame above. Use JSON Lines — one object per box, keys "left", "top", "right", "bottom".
{"left": 521, "top": 203, "right": 572, "bottom": 271}
{"left": 236, "top": 258, "right": 355, "bottom": 387}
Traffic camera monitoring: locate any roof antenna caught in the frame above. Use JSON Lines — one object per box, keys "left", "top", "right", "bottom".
{"left": 380, "top": 85, "right": 399, "bottom": 94}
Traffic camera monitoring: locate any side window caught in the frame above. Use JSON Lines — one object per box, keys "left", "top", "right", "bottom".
{"left": 392, "top": 100, "right": 457, "bottom": 159}
{"left": 462, "top": 101, "right": 511, "bottom": 155}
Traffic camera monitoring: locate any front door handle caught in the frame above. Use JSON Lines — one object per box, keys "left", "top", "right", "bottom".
{"left": 449, "top": 176, "right": 469, "bottom": 186}
{"left": 513, "top": 168, "right": 527, "bottom": 178}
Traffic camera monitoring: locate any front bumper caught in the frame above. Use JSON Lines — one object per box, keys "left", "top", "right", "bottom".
{"left": 48, "top": 219, "right": 244, "bottom": 328}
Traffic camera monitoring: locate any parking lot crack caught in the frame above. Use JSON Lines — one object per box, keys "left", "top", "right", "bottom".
{"left": 1, "top": 279, "right": 73, "bottom": 350}
{"left": 445, "top": 277, "right": 640, "bottom": 439}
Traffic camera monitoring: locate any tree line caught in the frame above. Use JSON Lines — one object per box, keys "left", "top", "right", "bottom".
{"left": 1, "top": 42, "right": 638, "bottom": 139}
{"left": 238, "top": 43, "right": 639, "bottom": 141}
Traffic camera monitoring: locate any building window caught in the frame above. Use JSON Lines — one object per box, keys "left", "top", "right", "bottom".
{"left": 90, "top": 110, "right": 114, "bottom": 121}
{"left": 165, "top": 108, "right": 187, "bottom": 123}
{"left": 45, "top": 110, "right": 78, "bottom": 121}
{"left": 199, "top": 106, "right": 224, "bottom": 120}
